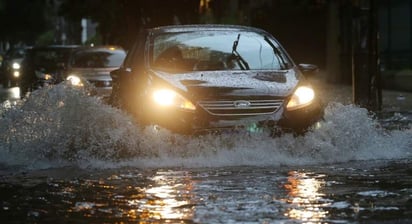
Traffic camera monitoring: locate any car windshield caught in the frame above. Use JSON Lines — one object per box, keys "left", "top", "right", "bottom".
{"left": 151, "top": 30, "right": 291, "bottom": 73}
{"left": 31, "top": 48, "right": 74, "bottom": 70}
{"left": 6, "top": 48, "right": 26, "bottom": 59}
{"left": 71, "top": 49, "right": 126, "bottom": 68}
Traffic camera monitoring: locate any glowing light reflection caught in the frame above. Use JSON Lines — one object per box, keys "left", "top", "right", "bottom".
{"left": 284, "top": 171, "right": 329, "bottom": 222}
{"left": 10, "top": 87, "right": 20, "bottom": 99}
{"left": 127, "top": 171, "right": 194, "bottom": 221}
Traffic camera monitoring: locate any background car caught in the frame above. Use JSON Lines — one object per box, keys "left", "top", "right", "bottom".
{"left": 66, "top": 45, "right": 126, "bottom": 99}
{"left": 19, "top": 45, "right": 80, "bottom": 97}
{"left": 110, "top": 24, "right": 323, "bottom": 135}
{"left": 0, "top": 47, "right": 29, "bottom": 88}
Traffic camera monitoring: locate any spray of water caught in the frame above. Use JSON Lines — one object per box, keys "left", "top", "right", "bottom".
{"left": 0, "top": 83, "right": 411, "bottom": 169}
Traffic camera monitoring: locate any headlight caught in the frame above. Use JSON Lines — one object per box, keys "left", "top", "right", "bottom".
{"left": 66, "top": 75, "right": 84, "bottom": 87}
{"left": 152, "top": 89, "right": 196, "bottom": 111}
{"left": 12, "top": 62, "right": 20, "bottom": 70}
{"left": 286, "top": 86, "right": 315, "bottom": 111}
{"left": 44, "top": 74, "right": 53, "bottom": 80}
{"left": 13, "top": 71, "right": 20, "bottom": 78}
{"left": 35, "top": 70, "right": 54, "bottom": 80}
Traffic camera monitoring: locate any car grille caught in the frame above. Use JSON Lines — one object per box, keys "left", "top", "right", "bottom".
{"left": 198, "top": 99, "right": 284, "bottom": 116}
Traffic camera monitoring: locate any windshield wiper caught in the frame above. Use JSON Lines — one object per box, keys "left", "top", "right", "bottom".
{"left": 231, "top": 34, "right": 249, "bottom": 70}
{"left": 264, "top": 36, "right": 289, "bottom": 69}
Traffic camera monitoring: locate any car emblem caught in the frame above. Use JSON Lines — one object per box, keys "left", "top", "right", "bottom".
{"left": 234, "top": 100, "right": 251, "bottom": 108}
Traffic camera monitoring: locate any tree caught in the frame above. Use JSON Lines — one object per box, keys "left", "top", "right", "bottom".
{"left": 58, "top": 0, "right": 199, "bottom": 49}
{"left": 0, "top": 0, "right": 52, "bottom": 46}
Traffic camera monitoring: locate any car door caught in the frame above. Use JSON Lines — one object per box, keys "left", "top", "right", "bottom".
{"left": 110, "top": 30, "right": 148, "bottom": 111}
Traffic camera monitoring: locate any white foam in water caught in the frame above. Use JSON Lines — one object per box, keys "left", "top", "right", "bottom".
{"left": 0, "top": 83, "right": 411, "bottom": 170}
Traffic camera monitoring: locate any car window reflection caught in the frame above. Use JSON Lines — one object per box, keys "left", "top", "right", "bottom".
{"left": 32, "top": 50, "right": 72, "bottom": 69}
{"left": 71, "top": 51, "right": 126, "bottom": 68}
{"left": 151, "top": 31, "right": 290, "bottom": 73}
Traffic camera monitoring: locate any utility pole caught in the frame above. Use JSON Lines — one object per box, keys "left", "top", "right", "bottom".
{"left": 352, "top": 0, "right": 382, "bottom": 111}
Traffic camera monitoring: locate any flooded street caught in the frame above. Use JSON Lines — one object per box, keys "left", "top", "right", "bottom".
{"left": 0, "top": 83, "right": 412, "bottom": 223}
{"left": 1, "top": 160, "right": 412, "bottom": 223}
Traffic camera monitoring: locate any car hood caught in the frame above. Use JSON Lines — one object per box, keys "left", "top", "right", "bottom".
{"left": 68, "top": 67, "right": 115, "bottom": 80}
{"left": 151, "top": 69, "right": 301, "bottom": 99}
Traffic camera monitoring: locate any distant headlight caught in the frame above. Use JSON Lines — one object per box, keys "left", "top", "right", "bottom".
{"left": 12, "top": 62, "right": 20, "bottom": 70}
{"left": 44, "top": 74, "right": 53, "bottom": 80}
{"left": 66, "top": 75, "right": 84, "bottom": 87}
{"left": 286, "top": 86, "right": 315, "bottom": 111}
{"left": 13, "top": 71, "right": 20, "bottom": 78}
{"left": 152, "top": 89, "right": 196, "bottom": 111}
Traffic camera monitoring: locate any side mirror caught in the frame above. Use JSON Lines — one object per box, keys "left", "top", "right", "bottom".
{"left": 298, "top": 63, "right": 318, "bottom": 77}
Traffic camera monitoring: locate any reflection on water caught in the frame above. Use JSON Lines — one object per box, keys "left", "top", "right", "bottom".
{"left": 284, "top": 171, "right": 329, "bottom": 222}
{"left": 133, "top": 170, "right": 195, "bottom": 221}
{"left": 35, "top": 169, "right": 197, "bottom": 222}
{"left": 1, "top": 163, "right": 412, "bottom": 223}
{"left": 0, "top": 87, "right": 20, "bottom": 109}
{"left": 9, "top": 87, "right": 20, "bottom": 99}
{"left": 0, "top": 86, "right": 20, "bottom": 99}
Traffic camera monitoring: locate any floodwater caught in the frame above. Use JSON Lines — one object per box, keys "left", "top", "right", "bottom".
{"left": 0, "top": 84, "right": 411, "bottom": 223}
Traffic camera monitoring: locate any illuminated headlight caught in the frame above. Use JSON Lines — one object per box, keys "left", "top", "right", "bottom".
{"left": 286, "top": 86, "right": 315, "bottom": 111}
{"left": 13, "top": 71, "right": 20, "bottom": 78}
{"left": 66, "top": 75, "right": 84, "bottom": 87}
{"left": 103, "top": 81, "right": 111, "bottom": 87}
{"left": 12, "top": 62, "right": 20, "bottom": 70}
{"left": 152, "top": 89, "right": 196, "bottom": 111}
{"left": 44, "top": 74, "right": 53, "bottom": 80}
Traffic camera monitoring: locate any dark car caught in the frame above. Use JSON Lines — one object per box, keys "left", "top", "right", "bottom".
{"left": 110, "top": 24, "right": 323, "bottom": 135}
{"left": 19, "top": 45, "right": 80, "bottom": 97}
{"left": 0, "top": 47, "right": 29, "bottom": 88}
{"left": 66, "top": 45, "right": 126, "bottom": 98}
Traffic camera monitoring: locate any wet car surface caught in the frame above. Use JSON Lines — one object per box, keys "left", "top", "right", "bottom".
{"left": 66, "top": 46, "right": 126, "bottom": 98}
{"left": 110, "top": 24, "right": 323, "bottom": 134}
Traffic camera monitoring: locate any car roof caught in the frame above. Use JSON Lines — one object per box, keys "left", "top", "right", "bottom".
{"left": 29, "top": 45, "right": 81, "bottom": 51}
{"left": 149, "top": 24, "right": 269, "bottom": 35}
{"left": 4, "top": 47, "right": 29, "bottom": 58}
{"left": 74, "top": 45, "right": 125, "bottom": 51}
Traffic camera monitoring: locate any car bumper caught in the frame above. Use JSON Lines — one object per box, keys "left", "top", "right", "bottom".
{"left": 137, "top": 99, "right": 323, "bottom": 135}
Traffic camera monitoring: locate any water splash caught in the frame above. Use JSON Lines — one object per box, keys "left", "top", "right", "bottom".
{"left": 0, "top": 83, "right": 411, "bottom": 169}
